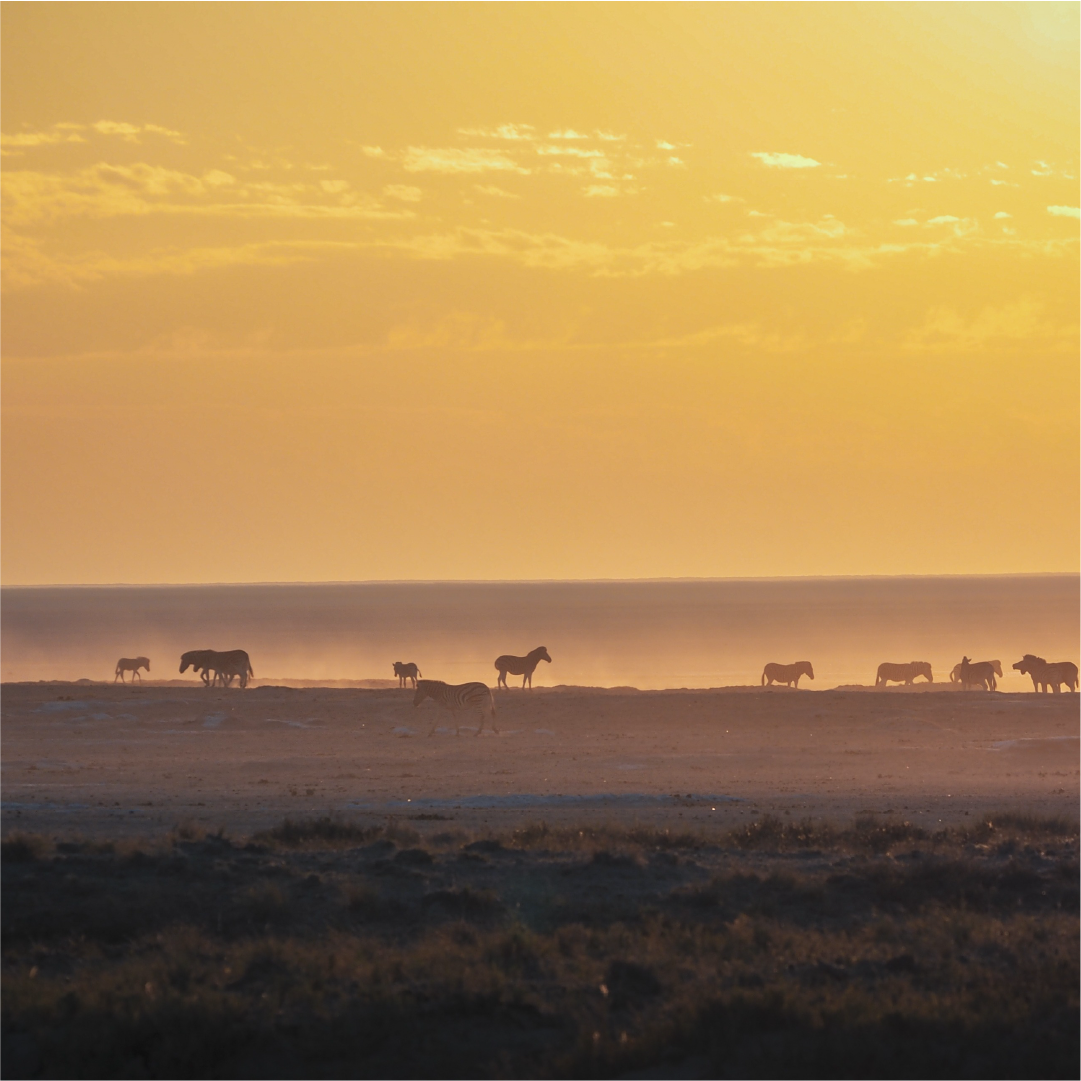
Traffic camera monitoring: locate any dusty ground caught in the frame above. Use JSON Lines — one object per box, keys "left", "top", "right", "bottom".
{"left": 2, "top": 682, "right": 1077, "bottom": 839}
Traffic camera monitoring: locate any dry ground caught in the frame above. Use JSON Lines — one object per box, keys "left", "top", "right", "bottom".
{"left": 2, "top": 682, "right": 1078, "bottom": 837}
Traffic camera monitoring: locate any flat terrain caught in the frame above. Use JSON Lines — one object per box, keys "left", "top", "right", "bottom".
{"left": 2, "top": 682, "right": 1078, "bottom": 837}
{"left": 3, "top": 682, "right": 1078, "bottom": 1078}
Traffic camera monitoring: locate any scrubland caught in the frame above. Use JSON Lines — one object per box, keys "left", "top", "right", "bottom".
{"left": 2, "top": 812, "right": 1077, "bottom": 1079}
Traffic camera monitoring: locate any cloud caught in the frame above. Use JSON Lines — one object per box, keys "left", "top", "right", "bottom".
{"left": 548, "top": 129, "right": 588, "bottom": 140}
{"left": 0, "top": 120, "right": 186, "bottom": 153}
{"left": 320, "top": 179, "right": 350, "bottom": 194}
{"left": 707, "top": 193, "right": 743, "bottom": 204}
{"left": 0, "top": 162, "right": 412, "bottom": 227}
{"left": 93, "top": 120, "right": 186, "bottom": 144}
{"left": 904, "top": 299, "right": 1075, "bottom": 353}
{"left": 926, "top": 215, "right": 960, "bottom": 225}
{"left": 1047, "top": 205, "right": 1080, "bottom": 218}
{"left": 993, "top": 211, "right": 1012, "bottom": 219}
{"left": 383, "top": 184, "right": 422, "bottom": 202}
{"left": 535, "top": 145, "right": 603, "bottom": 158}
{"left": 360, "top": 146, "right": 385, "bottom": 158}
{"left": 1032, "top": 161, "right": 1053, "bottom": 176}
{"left": 2, "top": 234, "right": 355, "bottom": 291}
{"left": 474, "top": 184, "right": 519, "bottom": 198}
{"left": 402, "top": 147, "right": 530, "bottom": 174}
{"left": 457, "top": 123, "right": 535, "bottom": 141}
{"left": 92, "top": 120, "right": 141, "bottom": 141}
{"left": 893, "top": 219, "right": 919, "bottom": 226}
{"left": 595, "top": 130, "right": 626, "bottom": 142}
{"left": 751, "top": 151, "right": 820, "bottom": 169}
{"left": 0, "top": 127, "right": 87, "bottom": 150}
{"left": 584, "top": 185, "right": 619, "bottom": 197}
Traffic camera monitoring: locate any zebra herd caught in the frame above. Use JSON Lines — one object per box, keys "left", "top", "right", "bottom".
{"left": 108, "top": 645, "right": 1078, "bottom": 698}
{"left": 395, "top": 646, "right": 553, "bottom": 737}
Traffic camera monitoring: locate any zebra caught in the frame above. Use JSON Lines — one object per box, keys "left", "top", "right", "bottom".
{"left": 761, "top": 661, "right": 814, "bottom": 688}
{"left": 179, "top": 649, "right": 253, "bottom": 689}
{"left": 209, "top": 650, "right": 255, "bottom": 689}
{"left": 180, "top": 649, "right": 217, "bottom": 686}
{"left": 494, "top": 646, "right": 552, "bottom": 689}
{"left": 413, "top": 679, "right": 498, "bottom": 736}
{"left": 114, "top": 656, "right": 150, "bottom": 683}
{"left": 393, "top": 661, "right": 422, "bottom": 688}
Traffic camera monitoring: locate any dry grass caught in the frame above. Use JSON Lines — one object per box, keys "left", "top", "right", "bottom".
{"left": 2, "top": 813, "right": 1077, "bottom": 1078}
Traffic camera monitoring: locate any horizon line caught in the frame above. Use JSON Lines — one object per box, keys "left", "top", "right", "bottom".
{"left": 2, "top": 571, "right": 1078, "bottom": 590}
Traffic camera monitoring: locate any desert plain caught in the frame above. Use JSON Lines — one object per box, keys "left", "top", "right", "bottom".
{"left": 3, "top": 680, "right": 1077, "bottom": 836}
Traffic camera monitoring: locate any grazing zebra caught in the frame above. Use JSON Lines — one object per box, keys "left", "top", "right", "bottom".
{"left": 875, "top": 661, "right": 933, "bottom": 687}
{"left": 114, "top": 656, "right": 150, "bottom": 683}
{"left": 393, "top": 661, "right": 422, "bottom": 689}
{"left": 209, "top": 650, "right": 254, "bottom": 689}
{"left": 413, "top": 679, "right": 497, "bottom": 736}
{"left": 1013, "top": 655, "right": 1078, "bottom": 694}
{"left": 179, "top": 649, "right": 253, "bottom": 689}
{"left": 761, "top": 661, "right": 814, "bottom": 688}
{"left": 950, "top": 659, "right": 1001, "bottom": 690}
{"left": 956, "top": 656, "right": 1000, "bottom": 691}
{"left": 494, "top": 646, "right": 552, "bottom": 689}
{"left": 179, "top": 649, "right": 217, "bottom": 686}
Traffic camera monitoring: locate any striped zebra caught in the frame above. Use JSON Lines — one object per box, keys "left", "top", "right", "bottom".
{"left": 413, "top": 679, "right": 498, "bottom": 736}
{"left": 114, "top": 656, "right": 150, "bottom": 683}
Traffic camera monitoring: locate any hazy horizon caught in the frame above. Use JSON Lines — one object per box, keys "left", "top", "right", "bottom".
{"left": 4, "top": 575, "right": 1076, "bottom": 690}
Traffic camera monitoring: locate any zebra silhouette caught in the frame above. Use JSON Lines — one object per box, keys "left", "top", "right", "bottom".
{"left": 413, "top": 679, "right": 497, "bottom": 736}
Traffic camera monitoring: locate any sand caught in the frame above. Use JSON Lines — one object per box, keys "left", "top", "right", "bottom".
{"left": 3, "top": 681, "right": 1077, "bottom": 840}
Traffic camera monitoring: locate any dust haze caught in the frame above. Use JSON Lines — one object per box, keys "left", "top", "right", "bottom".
{"left": 3, "top": 575, "right": 1076, "bottom": 689}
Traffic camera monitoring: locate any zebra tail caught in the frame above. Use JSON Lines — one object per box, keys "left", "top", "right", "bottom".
{"left": 761, "top": 670, "right": 767, "bottom": 686}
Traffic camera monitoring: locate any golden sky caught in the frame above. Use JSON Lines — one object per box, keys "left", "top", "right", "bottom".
{"left": 2, "top": 3, "right": 1078, "bottom": 584}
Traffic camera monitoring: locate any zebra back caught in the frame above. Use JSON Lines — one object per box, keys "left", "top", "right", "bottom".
{"left": 416, "top": 680, "right": 494, "bottom": 713}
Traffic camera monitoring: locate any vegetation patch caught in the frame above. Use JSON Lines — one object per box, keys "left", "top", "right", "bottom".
{"left": 2, "top": 813, "right": 1077, "bottom": 1078}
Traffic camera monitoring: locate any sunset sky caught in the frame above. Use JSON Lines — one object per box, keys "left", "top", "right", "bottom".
{"left": 2, "top": 2, "right": 1078, "bottom": 585}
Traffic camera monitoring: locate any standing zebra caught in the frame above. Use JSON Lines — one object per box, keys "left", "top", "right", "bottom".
{"left": 413, "top": 679, "right": 498, "bottom": 736}
{"left": 494, "top": 646, "right": 552, "bottom": 689}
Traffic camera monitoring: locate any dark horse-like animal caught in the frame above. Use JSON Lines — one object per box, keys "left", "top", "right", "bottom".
{"left": 180, "top": 649, "right": 254, "bottom": 689}
{"left": 114, "top": 657, "right": 150, "bottom": 683}
{"left": 393, "top": 661, "right": 422, "bottom": 688}
{"left": 494, "top": 646, "right": 552, "bottom": 689}
{"left": 957, "top": 656, "right": 998, "bottom": 692}
{"left": 1013, "top": 654, "right": 1078, "bottom": 694}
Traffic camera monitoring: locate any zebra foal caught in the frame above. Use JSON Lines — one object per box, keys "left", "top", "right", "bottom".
{"left": 413, "top": 679, "right": 498, "bottom": 736}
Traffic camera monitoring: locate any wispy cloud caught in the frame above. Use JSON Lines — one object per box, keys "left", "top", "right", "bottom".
{"left": 535, "top": 145, "right": 603, "bottom": 158}
{"left": 402, "top": 147, "right": 530, "bottom": 174}
{"left": 474, "top": 184, "right": 520, "bottom": 198}
{"left": 0, "top": 120, "right": 186, "bottom": 153}
{"left": 548, "top": 129, "right": 588, "bottom": 140}
{"left": 904, "top": 299, "right": 1076, "bottom": 353}
{"left": 383, "top": 184, "right": 422, "bottom": 202}
{"left": 457, "top": 123, "right": 535, "bottom": 141}
{"left": 595, "top": 130, "right": 626, "bottom": 142}
{"left": 584, "top": 185, "right": 619, "bottom": 197}
{"left": 1048, "top": 205, "right": 1080, "bottom": 218}
{"left": 751, "top": 151, "right": 821, "bottom": 169}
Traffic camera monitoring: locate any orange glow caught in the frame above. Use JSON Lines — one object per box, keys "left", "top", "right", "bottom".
{"left": 2, "top": 3, "right": 1077, "bottom": 583}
